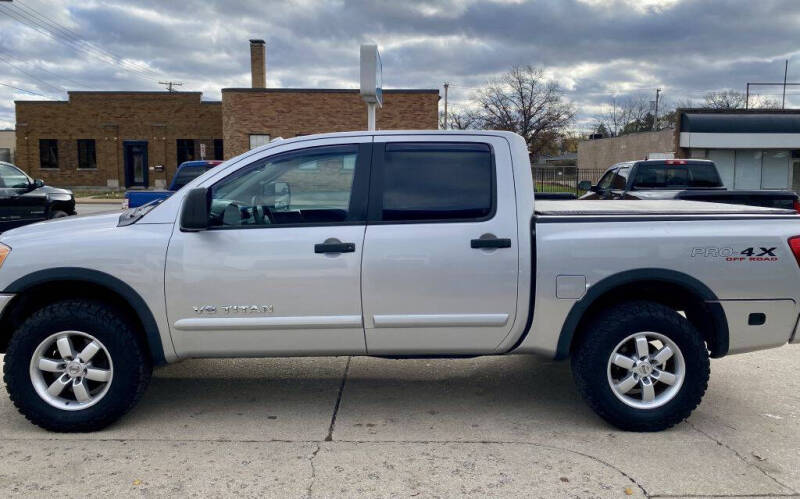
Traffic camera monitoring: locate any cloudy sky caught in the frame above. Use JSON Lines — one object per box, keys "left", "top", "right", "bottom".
{"left": 0, "top": 0, "right": 798, "bottom": 130}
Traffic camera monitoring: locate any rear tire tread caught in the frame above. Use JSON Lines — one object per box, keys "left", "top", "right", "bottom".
{"left": 571, "top": 300, "right": 710, "bottom": 432}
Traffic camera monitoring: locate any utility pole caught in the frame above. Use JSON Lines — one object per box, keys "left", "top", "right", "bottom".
{"left": 159, "top": 81, "right": 183, "bottom": 92}
{"left": 443, "top": 82, "right": 450, "bottom": 129}
{"left": 782, "top": 60, "right": 789, "bottom": 109}
{"left": 652, "top": 88, "right": 661, "bottom": 131}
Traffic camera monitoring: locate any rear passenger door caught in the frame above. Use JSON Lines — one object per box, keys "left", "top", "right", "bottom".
{"left": 361, "top": 136, "right": 519, "bottom": 354}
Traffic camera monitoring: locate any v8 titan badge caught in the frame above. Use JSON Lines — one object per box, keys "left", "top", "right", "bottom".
{"left": 691, "top": 246, "right": 778, "bottom": 262}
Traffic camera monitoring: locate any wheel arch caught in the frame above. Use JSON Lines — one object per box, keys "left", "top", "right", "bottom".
{"left": 0, "top": 268, "right": 166, "bottom": 365}
{"left": 556, "top": 268, "right": 729, "bottom": 360}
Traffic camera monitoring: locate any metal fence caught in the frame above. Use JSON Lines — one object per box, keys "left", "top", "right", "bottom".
{"left": 531, "top": 166, "right": 607, "bottom": 196}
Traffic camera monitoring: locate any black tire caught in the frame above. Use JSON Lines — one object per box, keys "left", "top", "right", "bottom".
{"left": 47, "top": 210, "right": 69, "bottom": 219}
{"left": 4, "top": 300, "right": 152, "bottom": 432}
{"left": 571, "top": 300, "right": 709, "bottom": 432}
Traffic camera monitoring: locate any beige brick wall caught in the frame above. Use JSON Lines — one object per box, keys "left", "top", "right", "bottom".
{"left": 0, "top": 130, "right": 15, "bottom": 163}
{"left": 577, "top": 128, "right": 677, "bottom": 169}
{"left": 221, "top": 89, "right": 439, "bottom": 158}
{"left": 15, "top": 92, "right": 222, "bottom": 188}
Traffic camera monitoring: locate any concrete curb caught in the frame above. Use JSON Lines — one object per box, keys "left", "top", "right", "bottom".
{"left": 75, "top": 198, "right": 124, "bottom": 205}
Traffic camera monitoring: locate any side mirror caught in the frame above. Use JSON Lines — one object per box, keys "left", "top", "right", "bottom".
{"left": 180, "top": 187, "right": 209, "bottom": 232}
{"left": 33, "top": 179, "right": 45, "bottom": 188}
{"left": 577, "top": 180, "right": 592, "bottom": 191}
{"left": 263, "top": 181, "right": 291, "bottom": 210}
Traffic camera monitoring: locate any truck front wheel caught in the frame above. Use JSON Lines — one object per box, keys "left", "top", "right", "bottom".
{"left": 571, "top": 300, "right": 710, "bottom": 432}
{"left": 3, "top": 300, "right": 152, "bottom": 432}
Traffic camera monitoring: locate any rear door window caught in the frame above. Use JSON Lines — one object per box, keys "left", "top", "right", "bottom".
{"left": 375, "top": 143, "right": 494, "bottom": 222}
{"left": 633, "top": 163, "right": 723, "bottom": 188}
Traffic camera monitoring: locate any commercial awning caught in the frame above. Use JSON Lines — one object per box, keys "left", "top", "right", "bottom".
{"left": 679, "top": 112, "right": 800, "bottom": 149}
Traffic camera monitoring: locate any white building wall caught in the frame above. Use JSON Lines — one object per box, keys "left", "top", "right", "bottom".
{"left": 691, "top": 147, "right": 793, "bottom": 190}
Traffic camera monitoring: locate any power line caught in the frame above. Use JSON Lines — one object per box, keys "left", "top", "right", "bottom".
{"left": 7, "top": 1, "right": 160, "bottom": 80}
{"left": 14, "top": 0, "right": 162, "bottom": 78}
{"left": 159, "top": 81, "right": 183, "bottom": 92}
{"left": 0, "top": 48, "right": 86, "bottom": 89}
{"left": 0, "top": 81, "right": 51, "bottom": 98}
{"left": 0, "top": 53, "right": 66, "bottom": 93}
{"left": 0, "top": 3, "right": 162, "bottom": 84}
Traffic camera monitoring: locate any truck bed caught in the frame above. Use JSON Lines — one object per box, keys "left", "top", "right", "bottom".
{"left": 535, "top": 199, "right": 797, "bottom": 217}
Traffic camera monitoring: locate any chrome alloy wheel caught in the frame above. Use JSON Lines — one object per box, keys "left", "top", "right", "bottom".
{"left": 28, "top": 331, "right": 113, "bottom": 411}
{"left": 606, "top": 331, "right": 685, "bottom": 410}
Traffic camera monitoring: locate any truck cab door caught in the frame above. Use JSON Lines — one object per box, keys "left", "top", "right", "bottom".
{"left": 361, "top": 136, "right": 519, "bottom": 354}
{"left": 164, "top": 137, "right": 372, "bottom": 357}
{"left": 609, "top": 166, "right": 631, "bottom": 199}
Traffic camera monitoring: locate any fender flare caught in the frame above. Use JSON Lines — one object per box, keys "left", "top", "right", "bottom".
{"left": 554, "top": 268, "right": 729, "bottom": 360}
{"left": 3, "top": 267, "right": 166, "bottom": 365}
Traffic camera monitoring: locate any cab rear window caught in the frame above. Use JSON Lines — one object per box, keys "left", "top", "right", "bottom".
{"left": 632, "top": 163, "right": 722, "bottom": 189}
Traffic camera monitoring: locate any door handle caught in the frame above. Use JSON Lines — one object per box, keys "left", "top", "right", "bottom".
{"left": 315, "top": 241, "right": 356, "bottom": 254}
{"left": 471, "top": 237, "right": 511, "bottom": 249}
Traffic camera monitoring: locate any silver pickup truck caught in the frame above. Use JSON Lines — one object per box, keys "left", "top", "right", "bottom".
{"left": 0, "top": 130, "right": 798, "bottom": 433}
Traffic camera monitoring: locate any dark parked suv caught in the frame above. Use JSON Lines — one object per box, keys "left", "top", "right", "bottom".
{"left": 0, "top": 161, "right": 75, "bottom": 232}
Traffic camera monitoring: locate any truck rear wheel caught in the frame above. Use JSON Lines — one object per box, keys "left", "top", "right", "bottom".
{"left": 571, "top": 300, "right": 709, "bottom": 432}
{"left": 3, "top": 300, "right": 152, "bottom": 432}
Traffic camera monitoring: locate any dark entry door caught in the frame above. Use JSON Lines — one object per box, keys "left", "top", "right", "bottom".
{"left": 124, "top": 141, "right": 148, "bottom": 188}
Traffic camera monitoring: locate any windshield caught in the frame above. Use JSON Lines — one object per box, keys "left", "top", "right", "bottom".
{"left": 172, "top": 165, "right": 212, "bottom": 190}
{"left": 632, "top": 163, "right": 723, "bottom": 189}
{"left": 0, "top": 163, "right": 32, "bottom": 188}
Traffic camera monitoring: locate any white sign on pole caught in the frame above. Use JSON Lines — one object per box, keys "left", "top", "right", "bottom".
{"left": 200, "top": 143, "right": 207, "bottom": 159}
{"left": 360, "top": 44, "right": 382, "bottom": 131}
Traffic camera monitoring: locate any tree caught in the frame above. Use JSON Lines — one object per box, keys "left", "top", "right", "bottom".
{"left": 594, "top": 95, "right": 654, "bottom": 136}
{"left": 703, "top": 90, "right": 779, "bottom": 110}
{"left": 438, "top": 107, "right": 481, "bottom": 130}
{"left": 703, "top": 90, "right": 747, "bottom": 110}
{"left": 473, "top": 65, "right": 575, "bottom": 152}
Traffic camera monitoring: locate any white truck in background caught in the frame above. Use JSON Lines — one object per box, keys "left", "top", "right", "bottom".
{"left": 0, "top": 130, "right": 798, "bottom": 432}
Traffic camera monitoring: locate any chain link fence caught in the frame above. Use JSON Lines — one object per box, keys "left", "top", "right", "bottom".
{"left": 531, "top": 166, "right": 607, "bottom": 196}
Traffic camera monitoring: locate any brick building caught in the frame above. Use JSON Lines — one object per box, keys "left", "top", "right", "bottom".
{"left": 13, "top": 40, "right": 439, "bottom": 188}
{"left": 221, "top": 88, "right": 439, "bottom": 157}
{"left": 15, "top": 92, "right": 222, "bottom": 188}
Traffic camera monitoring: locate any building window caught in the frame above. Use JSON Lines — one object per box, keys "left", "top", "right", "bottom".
{"left": 177, "top": 139, "right": 196, "bottom": 165}
{"left": 213, "top": 139, "right": 224, "bottom": 160}
{"left": 77, "top": 139, "right": 96, "bottom": 169}
{"left": 249, "top": 134, "right": 270, "bottom": 149}
{"left": 39, "top": 139, "right": 58, "bottom": 169}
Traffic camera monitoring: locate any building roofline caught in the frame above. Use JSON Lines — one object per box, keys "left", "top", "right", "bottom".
{"left": 67, "top": 91, "right": 203, "bottom": 96}
{"left": 578, "top": 127, "right": 674, "bottom": 143}
{"left": 678, "top": 107, "right": 800, "bottom": 115}
{"left": 221, "top": 87, "right": 439, "bottom": 94}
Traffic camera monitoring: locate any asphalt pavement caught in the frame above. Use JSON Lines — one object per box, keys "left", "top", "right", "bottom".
{"left": 0, "top": 345, "right": 798, "bottom": 497}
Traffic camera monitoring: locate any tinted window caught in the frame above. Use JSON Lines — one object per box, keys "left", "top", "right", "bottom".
{"left": 597, "top": 170, "right": 615, "bottom": 190}
{"left": 633, "top": 163, "right": 723, "bottom": 188}
{"left": 379, "top": 143, "right": 493, "bottom": 222}
{"left": 213, "top": 139, "right": 224, "bottom": 160}
{"left": 177, "top": 139, "right": 196, "bottom": 164}
{"left": 210, "top": 144, "right": 359, "bottom": 227}
{"left": 172, "top": 165, "right": 210, "bottom": 190}
{"left": 0, "top": 164, "right": 30, "bottom": 188}
{"left": 611, "top": 167, "right": 630, "bottom": 189}
{"left": 39, "top": 139, "right": 58, "bottom": 169}
{"left": 77, "top": 139, "right": 96, "bottom": 169}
